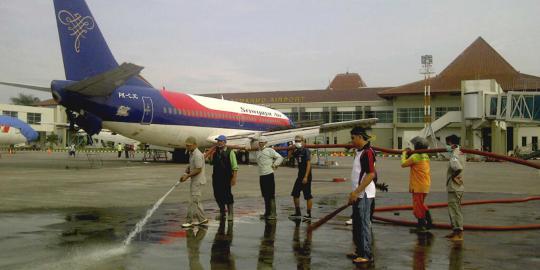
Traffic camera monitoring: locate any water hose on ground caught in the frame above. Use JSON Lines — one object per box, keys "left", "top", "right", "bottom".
{"left": 308, "top": 196, "right": 540, "bottom": 232}
{"left": 372, "top": 196, "right": 540, "bottom": 231}
{"left": 302, "top": 145, "right": 539, "bottom": 232}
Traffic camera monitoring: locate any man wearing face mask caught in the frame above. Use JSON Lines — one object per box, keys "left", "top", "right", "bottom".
{"left": 289, "top": 135, "right": 313, "bottom": 220}
{"left": 209, "top": 135, "right": 238, "bottom": 222}
{"left": 256, "top": 136, "right": 283, "bottom": 220}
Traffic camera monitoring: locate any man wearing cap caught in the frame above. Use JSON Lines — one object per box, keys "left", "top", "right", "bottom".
{"left": 347, "top": 127, "right": 377, "bottom": 264}
{"left": 179, "top": 136, "right": 208, "bottom": 228}
{"left": 289, "top": 135, "right": 313, "bottom": 220}
{"left": 401, "top": 136, "right": 432, "bottom": 233}
{"left": 210, "top": 135, "right": 238, "bottom": 221}
{"left": 256, "top": 136, "right": 284, "bottom": 220}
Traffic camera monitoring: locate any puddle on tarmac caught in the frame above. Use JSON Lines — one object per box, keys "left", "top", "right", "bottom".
{"left": 1, "top": 193, "right": 540, "bottom": 269}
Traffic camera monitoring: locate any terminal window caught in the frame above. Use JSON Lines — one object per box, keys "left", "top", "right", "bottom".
{"left": 2, "top": 110, "right": 18, "bottom": 118}
{"left": 334, "top": 111, "right": 355, "bottom": 122}
{"left": 435, "top": 107, "right": 460, "bottom": 119}
{"left": 27, "top": 113, "right": 41, "bottom": 124}
{"left": 366, "top": 111, "right": 393, "bottom": 123}
{"left": 398, "top": 108, "right": 423, "bottom": 123}
{"left": 303, "top": 112, "right": 323, "bottom": 121}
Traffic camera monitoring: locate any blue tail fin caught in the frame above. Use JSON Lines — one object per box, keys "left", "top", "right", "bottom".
{"left": 53, "top": 0, "right": 150, "bottom": 87}
{"left": 54, "top": 0, "right": 118, "bottom": 81}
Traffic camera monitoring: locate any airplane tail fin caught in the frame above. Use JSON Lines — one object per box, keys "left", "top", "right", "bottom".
{"left": 53, "top": 0, "right": 150, "bottom": 87}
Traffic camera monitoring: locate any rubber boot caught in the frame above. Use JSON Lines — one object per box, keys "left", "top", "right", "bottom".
{"left": 410, "top": 218, "right": 427, "bottom": 233}
{"left": 267, "top": 198, "right": 277, "bottom": 220}
{"left": 260, "top": 198, "right": 270, "bottom": 219}
{"left": 417, "top": 218, "right": 427, "bottom": 233}
{"left": 227, "top": 203, "right": 234, "bottom": 222}
{"left": 425, "top": 210, "right": 433, "bottom": 229}
{"left": 216, "top": 204, "right": 226, "bottom": 220}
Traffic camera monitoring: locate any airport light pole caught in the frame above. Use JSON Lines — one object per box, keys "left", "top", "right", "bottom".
{"left": 420, "top": 55, "right": 439, "bottom": 147}
{"left": 420, "top": 55, "right": 434, "bottom": 129}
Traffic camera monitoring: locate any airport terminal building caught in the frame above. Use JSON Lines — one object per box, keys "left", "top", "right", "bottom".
{"left": 204, "top": 73, "right": 395, "bottom": 148}
{"left": 204, "top": 37, "right": 540, "bottom": 154}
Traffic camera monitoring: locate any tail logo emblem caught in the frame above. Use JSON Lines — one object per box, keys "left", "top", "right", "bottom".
{"left": 57, "top": 10, "right": 95, "bottom": 53}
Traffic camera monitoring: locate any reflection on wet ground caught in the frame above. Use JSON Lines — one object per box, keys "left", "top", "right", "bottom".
{"left": 1, "top": 192, "right": 540, "bottom": 269}
{"left": 210, "top": 220, "right": 235, "bottom": 270}
{"left": 257, "top": 220, "right": 276, "bottom": 269}
{"left": 412, "top": 232, "right": 434, "bottom": 270}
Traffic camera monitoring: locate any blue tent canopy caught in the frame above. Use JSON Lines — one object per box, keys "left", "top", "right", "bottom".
{"left": 0, "top": 115, "right": 39, "bottom": 141}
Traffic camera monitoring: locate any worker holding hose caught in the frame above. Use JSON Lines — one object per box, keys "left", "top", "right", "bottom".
{"left": 401, "top": 136, "right": 433, "bottom": 233}
{"left": 445, "top": 134, "right": 465, "bottom": 241}
{"left": 347, "top": 127, "right": 377, "bottom": 264}
{"left": 180, "top": 136, "right": 208, "bottom": 228}
{"left": 209, "top": 135, "right": 238, "bottom": 222}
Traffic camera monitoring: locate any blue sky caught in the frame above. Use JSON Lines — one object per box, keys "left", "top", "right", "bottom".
{"left": 1, "top": 0, "right": 539, "bottom": 103}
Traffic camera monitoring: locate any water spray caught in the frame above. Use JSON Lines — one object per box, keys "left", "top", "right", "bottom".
{"left": 123, "top": 180, "right": 181, "bottom": 246}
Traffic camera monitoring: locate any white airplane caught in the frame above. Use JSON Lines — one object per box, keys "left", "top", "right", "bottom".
{"left": 0, "top": 116, "right": 38, "bottom": 145}
{"left": 1, "top": 0, "right": 376, "bottom": 162}
{"left": 85, "top": 130, "right": 139, "bottom": 149}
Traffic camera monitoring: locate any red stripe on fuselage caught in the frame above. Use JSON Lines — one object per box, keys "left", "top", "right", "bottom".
{"left": 160, "top": 90, "right": 291, "bottom": 127}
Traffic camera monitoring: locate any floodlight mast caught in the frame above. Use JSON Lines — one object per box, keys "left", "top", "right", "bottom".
{"left": 420, "top": 55, "right": 434, "bottom": 129}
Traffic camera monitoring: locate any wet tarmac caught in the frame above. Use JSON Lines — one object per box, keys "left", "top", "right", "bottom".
{"left": 1, "top": 151, "right": 539, "bottom": 269}
{"left": 1, "top": 192, "right": 539, "bottom": 270}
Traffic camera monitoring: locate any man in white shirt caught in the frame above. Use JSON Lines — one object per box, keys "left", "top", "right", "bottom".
{"left": 347, "top": 127, "right": 377, "bottom": 264}
{"left": 256, "top": 136, "right": 283, "bottom": 220}
{"left": 445, "top": 134, "right": 465, "bottom": 241}
{"left": 180, "top": 136, "right": 208, "bottom": 227}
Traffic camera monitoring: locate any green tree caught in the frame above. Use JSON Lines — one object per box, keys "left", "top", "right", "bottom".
{"left": 46, "top": 132, "right": 59, "bottom": 146}
{"left": 10, "top": 93, "right": 41, "bottom": 106}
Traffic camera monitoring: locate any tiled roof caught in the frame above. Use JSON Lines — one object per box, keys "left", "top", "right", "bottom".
{"left": 33, "top": 99, "right": 58, "bottom": 107}
{"left": 327, "top": 72, "right": 367, "bottom": 90}
{"left": 379, "top": 37, "right": 540, "bottom": 97}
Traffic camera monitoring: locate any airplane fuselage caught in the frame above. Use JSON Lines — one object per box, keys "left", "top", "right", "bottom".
{"left": 52, "top": 80, "right": 293, "bottom": 148}
{"left": 0, "top": 126, "right": 27, "bottom": 145}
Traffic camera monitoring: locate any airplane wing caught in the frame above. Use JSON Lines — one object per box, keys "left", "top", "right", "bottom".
{"left": 320, "top": 118, "right": 378, "bottom": 132}
{"left": 65, "top": 63, "right": 144, "bottom": 96}
{"left": 1, "top": 63, "right": 143, "bottom": 96}
{"left": 0, "top": 82, "right": 50, "bottom": 92}
{"left": 210, "top": 118, "right": 378, "bottom": 149}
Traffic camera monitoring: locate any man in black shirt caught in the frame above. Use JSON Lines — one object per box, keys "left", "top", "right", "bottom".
{"left": 289, "top": 135, "right": 313, "bottom": 220}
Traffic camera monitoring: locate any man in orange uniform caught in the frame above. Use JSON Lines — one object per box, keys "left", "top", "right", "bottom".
{"left": 401, "top": 136, "right": 432, "bottom": 233}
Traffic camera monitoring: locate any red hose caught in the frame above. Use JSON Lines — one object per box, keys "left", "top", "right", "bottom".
{"left": 372, "top": 196, "right": 540, "bottom": 231}
{"left": 268, "top": 144, "right": 540, "bottom": 170}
